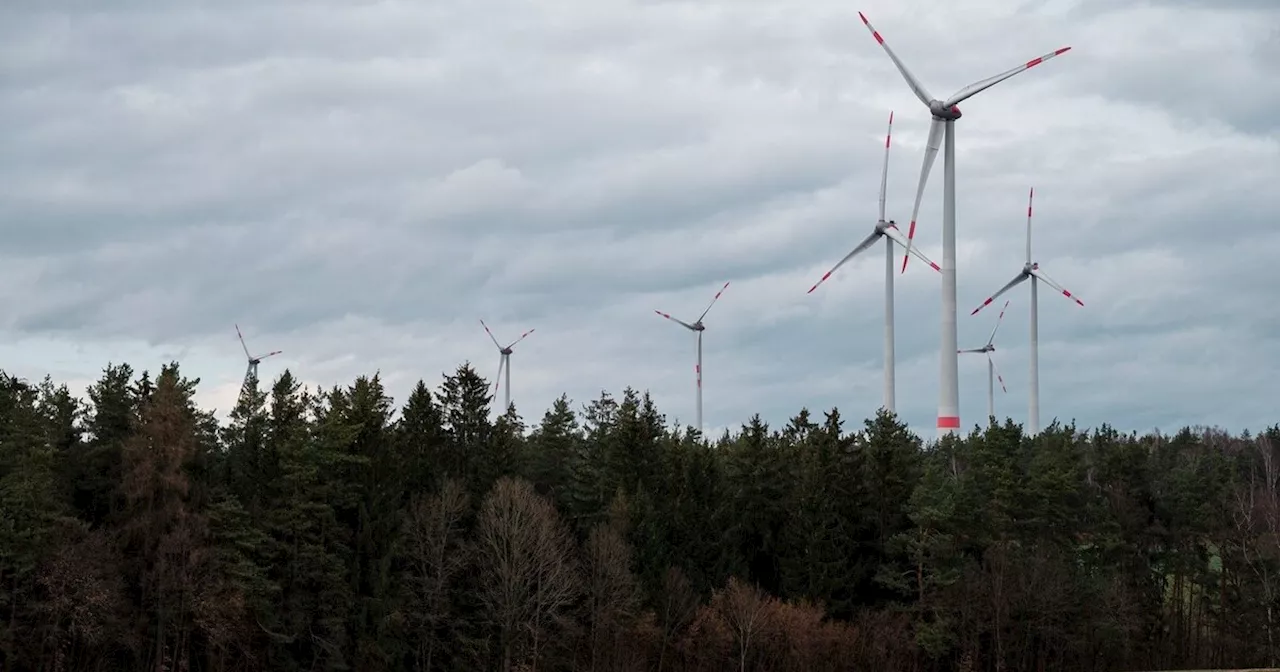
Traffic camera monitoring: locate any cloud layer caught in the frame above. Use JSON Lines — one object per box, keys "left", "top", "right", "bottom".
{"left": 2, "top": 0, "right": 1277, "bottom": 436}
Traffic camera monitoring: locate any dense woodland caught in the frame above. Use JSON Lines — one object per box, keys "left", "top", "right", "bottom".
{"left": 1, "top": 361, "right": 1278, "bottom": 672}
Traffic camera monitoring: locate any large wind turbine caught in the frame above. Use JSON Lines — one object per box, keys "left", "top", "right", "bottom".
{"left": 806, "top": 111, "right": 941, "bottom": 413}
{"left": 857, "top": 11, "right": 1071, "bottom": 437}
{"left": 970, "top": 188, "right": 1084, "bottom": 434}
{"left": 235, "top": 324, "right": 281, "bottom": 389}
{"left": 959, "top": 300, "right": 1009, "bottom": 422}
{"left": 655, "top": 281, "right": 730, "bottom": 434}
{"left": 481, "top": 319, "right": 535, "bottom": 413}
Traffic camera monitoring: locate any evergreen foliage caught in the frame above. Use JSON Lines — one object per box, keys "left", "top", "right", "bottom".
{"left": 0, "top": 362, "right": 1278, "bottom": 671}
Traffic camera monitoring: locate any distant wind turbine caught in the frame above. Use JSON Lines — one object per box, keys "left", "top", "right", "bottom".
{"left": 806, "top": 110, "right": 941, "bottom": 413}
{"left": 858, "top": 11, "right": 1071, "bottom": 436}
{"left": 235, "top": 324, "right": 281, "bottom": 389}
{"left": 970, "top": 188, "right": 1084, "bottom": 434}
{"left": 959, "top": 300, "right": 1009, "bottom": 422}
{"left": 655, "top": 281, "right": 730, "bottom": 434}
{"left": 481, "top": 319, "right": 534, "bottom": 412}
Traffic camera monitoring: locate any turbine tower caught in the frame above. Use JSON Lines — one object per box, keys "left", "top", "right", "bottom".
{"left": 235, "top": 324, "right": 281, "bottom": 389}
{"left": 655, "top": 281, "right": 730, "bottom": 434}
{"left": 857, "top": 11, "right": 1071, "bottom": 437}
{"left": 806, "top": 111, "right": 941, "bottom": 413}
{"left": 970, "top": 188, "right": 1084, "bottom": 434}
{"left": 959, "top": 300, "right": 1009, "bottom": 422}
{"left": 481, "top": 319, "right": 534, "bottom": 413}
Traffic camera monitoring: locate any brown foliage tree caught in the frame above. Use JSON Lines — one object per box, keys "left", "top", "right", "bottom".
{"left": 36, "top": 527, "right": 131, "bottom": 671}
{"left": 118, "top": 366, "right": 245, "bottom": 671}
{"left": 656, "top": 567, "right": 699, "bottom": 672}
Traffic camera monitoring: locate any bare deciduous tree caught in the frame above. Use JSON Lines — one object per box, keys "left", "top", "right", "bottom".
{"left": 475, "top": 477, "right": 581, "bottom": 672}
{"left": 584, "top": 522, "right": 639, "bottom": 671}
{"left": 403, "top": 479, "right": 469, "bottom": 672}
{"left": 711, "top": 577, "right": 776, "bottom": 672}
{"left": 656, "top": 567, "right": 698, "bottom": 672}
{"left": 1235, "top": 433, "right": 1280, "bottom": 666}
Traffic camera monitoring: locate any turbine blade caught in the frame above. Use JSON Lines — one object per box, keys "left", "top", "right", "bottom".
{"left": 988, "top": 353, "right": 1007, "bottom": 393}
{"left": 1025, "top": 186, "right": 1034, "bottom": 264}
{"left": 655, "top": 310, "right": 697, "bottom": 331}
{"left": 504, "top": 328, "right": 535, "bottom": 350}
{"left": 958, "top": 348, "right": 987, "bottom": 353}
{"left": 943, "top": 46, "right": 1072, "bottom": 108}
{"left": 480, "top": 319, "right": 503, "bottom": 349}
{"left": 493, "top": 355, "right": 506, "bottom": 395}
{"left": 1030, "top": 267, "right": 1084, "bottom": 307}
{"left": 901, "top": 117, "right": 943, "bottom": 274}
{"left": 235, "top": 324, "right": 252, "bottom": 360}
{"left": 884, "top": 226, "right": 940, "bottom": 272}
{"left": 878, "top": 110, "right": 893, "bottom": 223}
{"left": 807, "top": 231, "right": 882, "bottom": 294}
{"left": 259, "top": 350, "right": 283, "bottom": 360}
{"left": 971, "top": 272, "right": 1029, "bottom": 315}
{"left": 695, "top": 281, "right": 730, "bottom": 323}
{"left": 986, "top": 299, "right": 1010, "bottom": 345}
{"left": 858, "top": 12, "right": 934, "bottom": 106}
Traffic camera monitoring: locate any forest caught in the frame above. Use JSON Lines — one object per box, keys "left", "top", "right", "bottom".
{"left": 0, "top": 361, "right": 1278, "bottom": 672}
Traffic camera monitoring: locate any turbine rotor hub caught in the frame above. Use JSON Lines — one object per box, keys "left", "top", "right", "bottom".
{"left": 929, "top": 100, "right": 962, "bottom": 120}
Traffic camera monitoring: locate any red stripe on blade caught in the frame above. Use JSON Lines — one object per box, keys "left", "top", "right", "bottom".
{"left": 937, "top": 416, "right": 961, "bottom": 429}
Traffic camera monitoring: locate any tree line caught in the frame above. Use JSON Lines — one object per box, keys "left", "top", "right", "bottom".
{"left": 1, "top": 360, "right": 1278, "bottom": 671}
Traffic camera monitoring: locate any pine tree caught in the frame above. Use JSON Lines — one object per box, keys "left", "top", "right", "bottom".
{"left": 564, "top": 392, "right": 617, "bottom": 531}
{"left": 70, "top": 363, "right": 137, "bottom": 525}
{"left": 0, "top": 373, "right": 76, "bottom": 666}
{"left": 222, "top": 375, "right": 272, "bottom": 521}
{"left": 396, "top": 380, "right": 448, "bottom": 497}
{"left": 437, "top": 363, "right": 493, "bottom": 495}
{"left": 265, "top": 373, "right": 354, "bottom": 670}
{"left": 724, "top": 415, "right": 791, "bottom": 593}
{"left": 524, "top": 395, "right": 579, "bottom": 506}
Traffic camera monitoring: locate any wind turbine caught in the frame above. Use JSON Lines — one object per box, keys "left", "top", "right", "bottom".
{"left": 857, "top": 11, "right": 1071, "bottom": 437}
{"left": 959, "top": 299, "right": 1009, "bottom": 423}
{"left": 655, "top": 281, "right": 730, "bottom": 434}
{"left": 807, "top": 110, "right": 941, "bottom": 414}
{"left": 970, "top": 187, "right": 1084, "bottom": 434}
{"left": 481, "top": 319, "right": 534, "bottom": 413}
{"left": 235, "top": 324, "right": 281, "bottom": 389}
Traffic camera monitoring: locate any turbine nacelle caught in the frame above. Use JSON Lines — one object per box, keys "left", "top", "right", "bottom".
{"left": 235, "top": 324, "right": 281, "bottom": 387}
{"left": 929, "top": 101, "right": 962, "bottom": 120}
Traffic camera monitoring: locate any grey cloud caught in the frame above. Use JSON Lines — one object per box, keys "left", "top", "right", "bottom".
{"left": 1, "top": 0, "right": 1276, "bottom": 436}
{"left": 1058, "top": 1, "right": 1279, "bottom": 134}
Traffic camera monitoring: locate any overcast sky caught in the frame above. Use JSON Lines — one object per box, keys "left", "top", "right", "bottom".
{"left": 2, "top": 0, "right": 1277, "bottom": 438}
